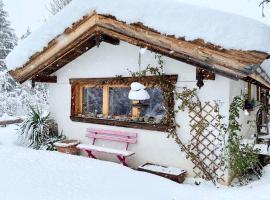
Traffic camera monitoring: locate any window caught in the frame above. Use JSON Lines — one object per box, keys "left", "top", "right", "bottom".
{"left": 82, "top": 87, "right": 103, "bottom": 116}
{"left": 70, "top": 75, "right": 177, "bottom": 131}
{"left": 109, "top": 87, "right": 132, "bottom": 117}
{"left": 140, "top": 88, "right": 166, "bottom": 121}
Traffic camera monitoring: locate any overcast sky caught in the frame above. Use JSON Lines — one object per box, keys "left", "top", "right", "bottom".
{"left": 177, "top": 0, "right": 270, "bottom": 24}
{"left": 3, "top": 0, "right": 270, "bottom": 37}
{"left": 3, "top": 0, "right": 51, "bottom": 36}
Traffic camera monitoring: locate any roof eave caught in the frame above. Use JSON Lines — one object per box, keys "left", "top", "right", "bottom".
{"left": 8, "top": 14, "right": 270, "bottom": 87}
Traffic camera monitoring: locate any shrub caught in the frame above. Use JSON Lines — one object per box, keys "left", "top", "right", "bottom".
{"left": 19, "top": 106, "right": 65, "bottom": 150}
{"left": 226, "top": 95, "right": 261, "bottom": 185}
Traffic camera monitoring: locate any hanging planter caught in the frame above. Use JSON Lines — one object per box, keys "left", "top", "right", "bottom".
{"left": 128, "top": 82, "right": 150, "bottom": 101}
{"left": 244, "top": 98, "right": 256, "bottom": 112}
{"left": 128, "top": 48, "right": 150, "bottom": 102}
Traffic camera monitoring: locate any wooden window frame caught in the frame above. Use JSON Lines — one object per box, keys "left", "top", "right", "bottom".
{"left": 70, "top": 75, "right": 178, "bottom": 132}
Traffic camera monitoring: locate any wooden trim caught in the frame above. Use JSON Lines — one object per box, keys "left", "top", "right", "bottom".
{"left": 242, "top": 76, "right": 270, "bottom": 89}
{"left": 96, "top": 26, "right": 247, "bottom": 79}
{"left": 257, "top": 85, "right": 260, "bottom": 102}
{"left": 248, "top": 73, "right": 270, "bottom": 89}
{"left": 70, "top": 116, "right": 169, "bottom": 132}
{"left": 78, "top": 85, "right": 83, "bottom": 114}
{"left": 71, "top": 83, "right": 76, "bottom": 116}
{"left": 70, "top": 75, "right": 178, "bottom": 85}
{"left": 132, "top": 100, "right": 140, "bottom": 119}
{"left": 31, "top": 75, "right": 57, "bottom": 83}
{"left": 102, "top": 85, "right": 109, "bottom": 117}
{"left": 9, "top": 13, "right": 269, "bottom": 87}
{"left": 248, "top": 82, "right": 252, "bottom": 100}
{"left": 70, "top": 75, "right": 177, "bottom": 132}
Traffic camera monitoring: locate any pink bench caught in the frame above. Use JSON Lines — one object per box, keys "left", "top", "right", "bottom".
{"left": 77, "top": 128, "right": 137, "bottom": 166}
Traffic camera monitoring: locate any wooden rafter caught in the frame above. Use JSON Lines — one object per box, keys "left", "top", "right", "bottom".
{"left": 31, "top": 75, "right": 57, "bottom": 83}
{"left": 8, "top": 13, "right": 269, "bottom": 86}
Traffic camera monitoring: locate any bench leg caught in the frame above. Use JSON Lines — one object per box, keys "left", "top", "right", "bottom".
{"left": 85, "top": 150, "right": 97, "bottom": 159}
{"left": 117, "top": 155, "right": 128, "bottom": 166}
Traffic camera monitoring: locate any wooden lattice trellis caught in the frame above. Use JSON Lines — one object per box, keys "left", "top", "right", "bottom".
{"left": 188, "top": 101, "right": 225, "bottom": 182}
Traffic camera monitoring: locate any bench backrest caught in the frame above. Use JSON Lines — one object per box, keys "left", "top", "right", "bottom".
{"left": 86, "top": 128, "right": 137, "bottom": 149}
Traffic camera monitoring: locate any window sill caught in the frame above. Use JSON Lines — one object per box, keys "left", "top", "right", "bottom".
{"left": 70, "top": 116, "right": 169, "bottom": 132}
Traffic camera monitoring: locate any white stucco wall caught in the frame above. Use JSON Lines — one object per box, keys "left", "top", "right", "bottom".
{"left": 229, "top": 79, "right": 258, "bottom": 139}
{"left": 48, "top": 41, "right": 232, "bottom": 177}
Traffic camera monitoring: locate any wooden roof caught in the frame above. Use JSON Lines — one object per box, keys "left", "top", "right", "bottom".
{"left": 8, "top": 13, "right": 270, "bottom": 87}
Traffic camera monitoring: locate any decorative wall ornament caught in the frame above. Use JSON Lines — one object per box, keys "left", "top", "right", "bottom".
{"left": 128, "top": 82, "right": 150, "bottom": 101}
{"left": 196, "top": 68, "right": 215, "bottom": 89}
{"left": 128, "top": 48, "right": 150, "bottom": 101}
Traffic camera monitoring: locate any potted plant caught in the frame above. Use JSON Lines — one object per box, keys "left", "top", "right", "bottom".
{"left": 18, "top": 106, "right": 66, "bottom": 150}
{"left": 54, "top": 140, "right": 80, "bottom": 155}
{"left": 244, "top": 98, "right": 257, "bottom": 112}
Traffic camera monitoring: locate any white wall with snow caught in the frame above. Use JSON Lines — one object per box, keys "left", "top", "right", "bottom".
{"left": 48, "top": 42, "right": 236, "bottom": 178}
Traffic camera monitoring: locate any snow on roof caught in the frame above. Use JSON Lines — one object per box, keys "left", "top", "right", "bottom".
{"left": 5, "top": 0, "right": 270, "bottom": 71}
{"left": 261, "top": 58, "right": 270, "bottom": 75}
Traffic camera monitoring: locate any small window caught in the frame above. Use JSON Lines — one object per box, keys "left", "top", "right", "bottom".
{"left": 70, "top": 75, "right": 177, "bottom": 131}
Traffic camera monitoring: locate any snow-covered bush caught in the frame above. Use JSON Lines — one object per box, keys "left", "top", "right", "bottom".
{"left": 0, "top": 70, "right": 48, "bottom": 117}
{"left": 18, "top": 106, "right": 65, "bottom": 150}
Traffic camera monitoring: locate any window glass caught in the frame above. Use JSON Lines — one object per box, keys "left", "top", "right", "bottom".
{"left": 140, "top": 88, "right": 166, "bottom": 121}
{"left": 109, "top": 87, "right": 132, "bottom": 117}
{"left": 82, "top": 87, "right": 103, "bottom": 116}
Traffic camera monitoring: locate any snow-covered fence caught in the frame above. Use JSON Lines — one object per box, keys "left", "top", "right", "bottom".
{"left": 0, "top": 118, "right": 23, "bottom": 126}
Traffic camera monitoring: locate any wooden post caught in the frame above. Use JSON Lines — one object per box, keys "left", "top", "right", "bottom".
{"left": 103, "top": 85, "right": 109, "bottom": 117}
{"left": 257, "top": 85, "right": 260, "bottom": 102}
{"left": 248, "top": 82, "right": 252, "bottom": 100}
{"left": 132, "top": 100, "right": 141, "bottom": 119}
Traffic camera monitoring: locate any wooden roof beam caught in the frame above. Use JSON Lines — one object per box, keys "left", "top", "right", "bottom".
{"left": 8, "top": 14, "right": 269, "bottom": 86}
{"left": 31, "top": 75, "right": 57, "bottom": 83}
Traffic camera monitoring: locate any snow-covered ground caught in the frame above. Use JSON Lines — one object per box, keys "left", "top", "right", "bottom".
{"left": 0, "top": 125, "right": 270, "bottom": 200}
{"left": 0, "top": 124, "right": 19, "bottom": 146}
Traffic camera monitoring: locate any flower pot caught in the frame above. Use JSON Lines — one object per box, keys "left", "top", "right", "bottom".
{"left": 54, "top": 140, "right": 80, "bottom": 155}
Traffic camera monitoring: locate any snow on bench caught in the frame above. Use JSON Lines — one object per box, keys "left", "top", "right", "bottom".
{"left": 77, "top": 128, "right": 137, "bottom": 166}
{"left": 78, "top": 144, "right": 134, "bottom": 157}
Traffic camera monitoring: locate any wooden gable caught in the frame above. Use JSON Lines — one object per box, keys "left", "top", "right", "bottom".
{"left": 8, "top": 14, "right": 270, "bottom": 87}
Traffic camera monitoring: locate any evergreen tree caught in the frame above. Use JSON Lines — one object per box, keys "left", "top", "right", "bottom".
{"left": 0, "top": 0, "right": 17, "bottom": 63}
{"left": 0, "top": 0, "right": 48, "bottom": 118}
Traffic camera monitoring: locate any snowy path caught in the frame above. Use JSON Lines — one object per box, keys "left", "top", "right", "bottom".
{"left": 0, "top": 125, "right": 269, "bottom": 200}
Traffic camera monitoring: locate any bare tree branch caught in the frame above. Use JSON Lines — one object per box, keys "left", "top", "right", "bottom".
{"left": 260, "top": 0, "right": 270, "bottom": 17}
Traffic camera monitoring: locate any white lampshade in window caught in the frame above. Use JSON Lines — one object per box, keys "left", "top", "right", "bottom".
{"left": 128, "top": 82, "right": 150, "bottom": 101}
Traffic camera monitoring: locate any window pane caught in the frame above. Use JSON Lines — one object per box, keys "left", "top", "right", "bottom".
{"left": 82, "top": 87, "right": 103, "bottom": 115}
{"left": 141, "top": 88, "right": 166, "bottom": 121}
{"left": 109, "top": 87, "right": 131, "bottom": 116}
